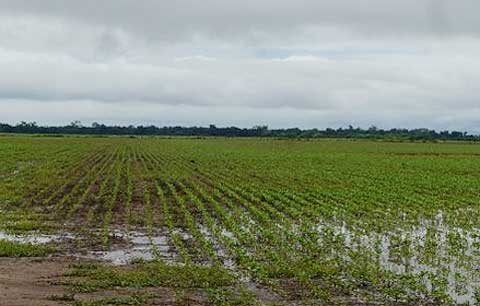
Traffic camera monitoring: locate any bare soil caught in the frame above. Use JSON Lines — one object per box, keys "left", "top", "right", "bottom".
{"left": 0, "top": 256, "right": 186, "bottom": 305}
{"left": 0, "top": 257, "right": 71, "bottom": 306}
{"left": 0, "top": 256, "right": 274, "bottom": 306}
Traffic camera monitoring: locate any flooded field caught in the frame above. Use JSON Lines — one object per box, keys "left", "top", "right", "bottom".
{"left": 1, "top": 135, "right": 480, "bottom": 305}
{"left": 316, "top": 214, "right": 480, "bottom": 304}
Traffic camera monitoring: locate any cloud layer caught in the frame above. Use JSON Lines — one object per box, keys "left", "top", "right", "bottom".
{"left": 0, "top": 1, "right": 479, "bottom": 131}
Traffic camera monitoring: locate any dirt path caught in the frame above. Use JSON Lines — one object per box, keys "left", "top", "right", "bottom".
{"left": 0, "top": 257, "right": 72, "bottom": 306}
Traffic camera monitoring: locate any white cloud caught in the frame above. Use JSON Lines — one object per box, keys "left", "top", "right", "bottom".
{"left": 271, "top": 56, "right": 332, "bottom": 63}
{"left": 0, "top": 1, "right": 479, "bottom": 131}
{"left": 174, "top": 56, "right": 217, "bottom": 62}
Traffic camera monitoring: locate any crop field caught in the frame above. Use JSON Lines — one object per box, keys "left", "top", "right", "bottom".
{"left": 1, "top": 135, "right": 480, "bottom": 305}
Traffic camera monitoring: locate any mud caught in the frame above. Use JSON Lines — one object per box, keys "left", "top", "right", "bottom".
{"left": 0, "top": 257, "right": 72, "bottom": 306}
{"left": 0, "top": 257, "right": 200, "bottom": 306}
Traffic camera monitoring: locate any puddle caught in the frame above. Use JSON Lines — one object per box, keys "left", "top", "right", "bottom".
{"left": 88, "top": 229, "right": 180, "bottom": 265}
{"left": 316, "top": 213, "right": 480, "bottom": 304}
{"left": 91, "top": 248, "right": 155, "bottom": 265}
{"left": 0, "top": 230, "right": 69, "bottom": 244}
{"left": 171, "top": 228, "right": 193, "bottom": 240}
{"left": 199, "top": 225, "right": 237, "bottom": 270}
{"left": 221, "top": 228, "right": 236, "bottom": 240}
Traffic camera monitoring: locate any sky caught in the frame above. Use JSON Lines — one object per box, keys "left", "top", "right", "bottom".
{"left": 1, "top": 0, "right": 480, "bottom": 131}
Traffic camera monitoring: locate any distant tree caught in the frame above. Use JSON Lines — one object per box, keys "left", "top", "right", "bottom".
{"left": 69, "top": 120, "right": 82, "bottom": 128}
{"left": 0, "top": 121, "right": 478, "bottom": 141}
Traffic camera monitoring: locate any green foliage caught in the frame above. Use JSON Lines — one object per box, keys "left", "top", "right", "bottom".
{"left": 47, "top": 293, "right": 75, "bottom": 301}
{"left": 71, "top": 294, "right": 151, "bottom": 306}
{"left": 2, "top": 135, "right": 480, "bottom": 304}
{"left": 65, "top": 261, "right": 235, "bottom": 293}
{"left": 0, "top": 240, "right": 54, "bottom": 257}
{"left": 0, "top": 122, "right": 477, "bottom": 141}
{"left": 207, "top": 287, "right": 258, "bottom": 306}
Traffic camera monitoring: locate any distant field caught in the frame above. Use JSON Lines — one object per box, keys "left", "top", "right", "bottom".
{"left": 1, "top": 135, "right": 480, "bottom": 305}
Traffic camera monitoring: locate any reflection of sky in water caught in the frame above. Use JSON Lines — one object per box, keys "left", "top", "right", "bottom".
{"left": 0, "top": 231, "right": 67, "bottom": 244}
{"left": 89, "top": 229, "right": 178, "bottom": 266}
{"left": 316, "top": 212, "right": 480, "bottom": 304}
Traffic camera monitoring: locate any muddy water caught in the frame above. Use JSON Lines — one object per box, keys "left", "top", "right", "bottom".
{"left": 0, "top": 231, "right": 67, "bottom": 244}
{"left": 88, "top": 229, "right": 181, "bottom": 265}
{"left": 0, "top": 225, "right": 239, "bottom": 268}
{"left": 0, "top": 227, "right": 181, "bottom": 266}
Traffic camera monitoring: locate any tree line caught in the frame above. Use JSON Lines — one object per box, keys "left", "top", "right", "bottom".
{"left": 0, "top": 121, "right": 478, "bottom": 141}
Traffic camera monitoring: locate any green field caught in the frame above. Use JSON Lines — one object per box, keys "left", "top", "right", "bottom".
{"left": 1, "top": 135, "right": 480, "bottom": 305}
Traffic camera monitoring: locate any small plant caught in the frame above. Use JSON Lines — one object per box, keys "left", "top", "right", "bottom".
{"left": 0, "top": 240, "right": 54, "bottom": 257}
{"left": 47, "top": 293, "right": 75, "bottom": 301}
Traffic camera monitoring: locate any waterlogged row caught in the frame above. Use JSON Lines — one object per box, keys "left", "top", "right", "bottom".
{"left": 1, "top": 136, "right": 480, "bottom": 305}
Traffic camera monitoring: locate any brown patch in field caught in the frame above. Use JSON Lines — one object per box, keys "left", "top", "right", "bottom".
{"left": 128, "top": 182, "right": 146, "bottom": 226}
{"left": 0, "top": 257, "right": 191, "bottom": 305}
{"left": 72, "top": 181, "right": 102, "bottom": 222}
{"left": 148, "top": 186, "right": 165, "bottom": 226}
{"left": 0, "top": 257, "right": 71, "bottom": 306}
{"left": 89, "top": 181, "right": 101, "bottom": 194}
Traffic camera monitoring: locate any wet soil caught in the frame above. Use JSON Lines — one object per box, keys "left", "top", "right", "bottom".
{"left": 0, "top": 257, "right": 210, "bottom": 306}
{"left": 0, "top": 257, "right": 71, "bottom": 306}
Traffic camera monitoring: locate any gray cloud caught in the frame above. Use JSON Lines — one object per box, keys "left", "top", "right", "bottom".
{"left": 1, "top": 0, "right": 479, "bottom": 40}
{"left": 0, "top": 1, "right": 479, "bottom": 131}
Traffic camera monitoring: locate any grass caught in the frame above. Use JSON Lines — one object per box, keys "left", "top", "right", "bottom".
{"left": 0, "top": 239, "right": 54, "bottom": 257}
{"left": 64, "top": 261, "right": 254, "bottom": 305}
{"left": 65, "top": 261, "right": 235, "bottom": 293}
{"left": 0, "top": 212, "right": 55, "bottom": 234}
{"left": 71, "top": 295, "right": 152, "bottom": 306}
{"left": 47, "top": 293, "right": 75, "bottom": 301}
{"left": 207, "top": 288, "right": 258, "bottom": 306}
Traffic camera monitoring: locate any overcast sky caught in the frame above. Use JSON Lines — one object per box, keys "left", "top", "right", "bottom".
{"left": 1, "top": 1, "right": 479, "bottom": 131}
